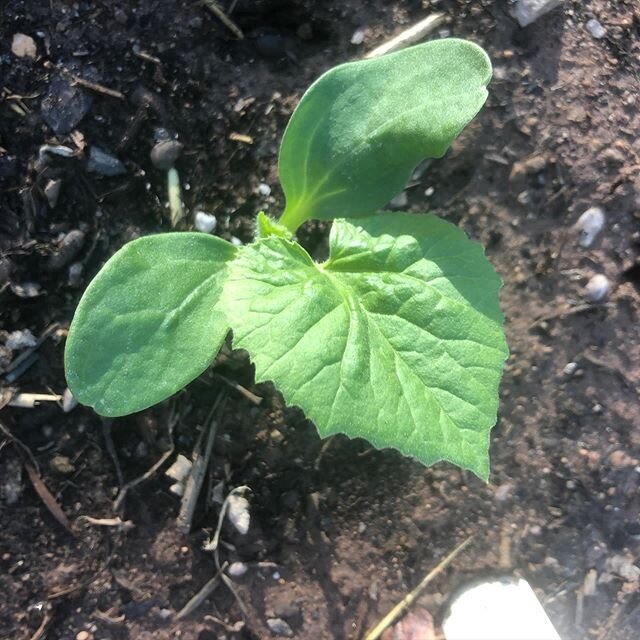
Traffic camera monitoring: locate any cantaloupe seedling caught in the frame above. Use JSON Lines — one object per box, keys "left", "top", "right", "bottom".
{"left": 65, "top": 39, "right": 507, "bottom": 479}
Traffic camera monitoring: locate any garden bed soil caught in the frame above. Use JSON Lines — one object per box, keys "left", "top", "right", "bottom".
{"left": 1, "top": 1, "right": 639, "bottom": 639}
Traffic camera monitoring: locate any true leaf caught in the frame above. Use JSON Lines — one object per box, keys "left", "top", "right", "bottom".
{"left": 278, "top": 39, "right": 492, "bottom": 230}
{"left": 222, "top": 213, "right": 507, "bottom": 479}
{"left": 65, "top": 233, "right": 235, "bottom": 416}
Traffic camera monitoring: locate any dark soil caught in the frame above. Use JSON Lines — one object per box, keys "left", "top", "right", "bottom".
{"left": 1, "top": 1, "right": 639, "bottom": 639}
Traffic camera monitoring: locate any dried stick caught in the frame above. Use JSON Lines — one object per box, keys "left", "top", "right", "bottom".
{"left": 175, "top": 561, "right": 228, "bottom": 620}
{"left": 364, "top": 535, "right": 474, "bottom": 640}
{"left": 177, "top": 394, "right": 226, "bottom": 533}
{"left": 201, "top": 0, "right": 244, "bottom": 40}
{"left": 365, "top": 13, "right": 446, "bottom": 59}
{"left": 113, "top": 408, "right": 179, "bottom": 512}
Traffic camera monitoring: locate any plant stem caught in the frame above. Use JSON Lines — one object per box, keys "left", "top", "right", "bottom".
{"left": 278, "top": 202, "right": 309, "bottom": 234}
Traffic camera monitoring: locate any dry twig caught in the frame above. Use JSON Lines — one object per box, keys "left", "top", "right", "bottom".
{"left": 200, "top": 0, "right": 244, "bottom": 39}
{"left": 24, "top": 463, "right": 74, "bottom": 535}
{"left": 365, "top": 13, "right": 446, "bottom": 59}
{"left": 177, "top": 393, "right": 226, "bottom": 533}
{"left": 364, "top": 536, "right": 474, "bottom": 640}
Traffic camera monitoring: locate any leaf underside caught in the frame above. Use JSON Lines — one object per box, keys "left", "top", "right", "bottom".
{"left": 65, "top": 233, "right": 236, "bottom": 416}
{"left": 222, "top": 213, "right": 508, "bottom": 478}
{"left": 279, "top": 39, "right": 492, "bottom": 226}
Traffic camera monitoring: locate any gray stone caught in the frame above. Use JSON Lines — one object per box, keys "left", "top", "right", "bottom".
{"left": 512, "top": 0, "right": 563, "bottom": 27}
{"left": 266, "top": 618, "right": 293, "bottom": 637}
{"left": 87, "top": 146, "right": 126, "bottom": 177}
{"left": 41, "top": 68, "right": 95, "bottom": 134}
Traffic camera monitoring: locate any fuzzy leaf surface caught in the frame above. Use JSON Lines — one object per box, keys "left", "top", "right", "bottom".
{"left": 278, "top": 39, "right": 491, "bottom": 227}
{"left": 65, "top": 233, "right": 235, "bottom": 416}
{"left": 222, "top": 214, "right": 507, "bottom": 478}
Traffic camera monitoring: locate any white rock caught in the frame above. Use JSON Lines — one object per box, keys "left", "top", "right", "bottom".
{"left": 194, "top": 211, "right": 217, "bottom": 233}
{"left": 169, "top": 482, "right": 185, "bottom": 497}
{"left": 585, "top": 274, "right": 610, "bottom": 302}
{"left": 350, "top": 28, "right": 366, "bottom": 45}
{"left": 165, "top": 454, "right": 192, "bottom": 482}
{"left": 443, "top": 578, "right": 561, "bottom": 640}
{"left": 562, "top": 362, "right": 578, "bottom": 376}
{"left": 12, "top": 33, "right": 37, "bottom": 59}
{"left": 228, "top": 561, "right": 249, "bottom": 577}
{"left": 5, "top": 329, "right": 37, "bottom": 350}
{"left": 227, "top": 494, "right": 250, "bottom": 535}
{"left": 257, "top": 183, "right": 271, "bottom": 197}
{"left": 512, "top": 0, "right": 563, "bottom": 27}
{"left": 586, "top": 18, "right": 606, "bottom": 39}
{"left": 575, "top": 206, "right": 605, "bottom": 247}
{"left": 230, "top": 236, "right": 243, "bottom": 246}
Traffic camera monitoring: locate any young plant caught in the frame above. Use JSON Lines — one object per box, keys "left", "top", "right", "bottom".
{"left": 65, "top": 39, "right": 508, "bottom": 479}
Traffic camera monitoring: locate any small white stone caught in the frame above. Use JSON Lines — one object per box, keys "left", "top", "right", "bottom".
{"left": 227, "top": 494, "right": 250, "bottom": 535}
{"left": 575, "top": 206, "right": 605, "bottom": 247}
{"left": 585, "top": 274, "right": 610, "bottom": 302}
{"left": 563, "top": 362, "right": 578, "bottom": 376}
{"left": 12, "top": 33, "right": 37, "bottom": 59}
{"left": 230, "top": 236, "right": 243, "bottom": 246}
{"left": 165, "top": 454, "right": 192, "bottom": 482}
{"left": 586, "top": 18, "right": 606, "bottom": 39}
{"left": 350, "top": 28, "right": 366, "bottom": 45}
{"left": 5, "top": 329, "right": 37, "bottom": 350}
{"left": 257, "top": 183, "right": 271, "bottom": 197}
{"left": 169, "top": 482, "right": 185, "bottom": 497}
{"left": 228, "top": 561, "right": 249, "bottom": 577}
{"left": 194, "top": 211, "right": 217, "bottom": 234}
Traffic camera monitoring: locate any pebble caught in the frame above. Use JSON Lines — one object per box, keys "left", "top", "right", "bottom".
{"left": 605, "top": 555, "right": 640, "bottom": 582}
{"left": 585, "top": 274, "right": 610, "bottom": 301}
{"left": 150, "top": 140, "right": 183, "bottom": 171}
{"left": 563, "top": 362, "right": 578, "bottom": 376}
{"left": 228, "top": 561, "right": 249, "bottom": 577}
{"left": 257, "top": 183, "right": 271, "bottom": 197}
{"left": 165, "top": 454, "right": 192, "bottom": 482}
{"left": 6, "top": 329, "right": 37, "bottom": 350}
{"left": 576, "top": 206, "right": 605, "bottom": 247}
{"left": 48, "top": 230, "right": 86, "bottom": 270}
{"left": 351, "top": 28, "right": 366, "bottom": 45}
{"left": 75, "top": 632, "right": 92, "bottom": 640}
{"left": 41, "top": 67, "right": 95, "bottom": 134}
{"left": 586, "top": 18, "right": 606, "bottom": 39}
{"left": 266, "top": 618, "right": 293, "bottom": 637}
{"left": 2, "top": 457, "right": 23, "bottom": 505}
{"left": 228, "top": 494, "right": 250, "bottom": 535}
{"left": 194, "top": 211, "right": 217, "bottom": 234}
{"left": 50, "top": 455, "right": 75, "bottom": 475}
{"left": 68, "top": 262, "right": 84, "bottom": 288}
{"left": 512, "top": 0, "right": 563, "bottom": 27}
{"left": 12, "top": 33, "right": 37, "bottom": 59}
{"left": 44, "top": 179, "right": 62, "bottom": 208}
{"left": 87, "top": 146, "right": 126, "bottom": 176}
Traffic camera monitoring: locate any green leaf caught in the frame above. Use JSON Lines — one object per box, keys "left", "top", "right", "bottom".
{"left": 222, "top": 213, "right": 507, "bottom": 478}
{"left": 65, "top": 233, "right": 235, "bottom": 417}
{"left": 278, "top": 39, "right": 492, "bottom": 230}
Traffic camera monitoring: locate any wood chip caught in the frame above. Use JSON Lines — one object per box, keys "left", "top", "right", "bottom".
{"left": 24, "top": 462, "right": 74, "bottom": 535}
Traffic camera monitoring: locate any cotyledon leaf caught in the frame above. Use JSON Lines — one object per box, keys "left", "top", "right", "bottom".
{"left": 222, "top": 213, "right": 508, "bottom": 478}
{"left": 65, "top": 233, "right": 236, "bottom": 417}
{"left": 278, "top": 39, "right": 492, "bottom": 230}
